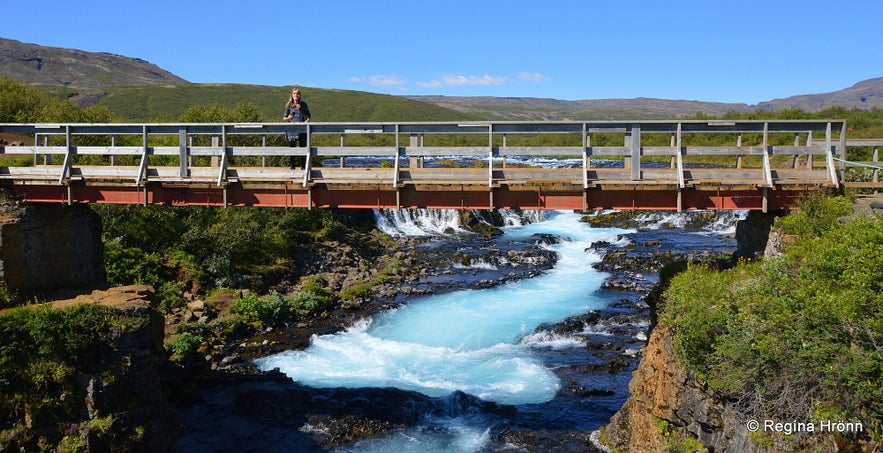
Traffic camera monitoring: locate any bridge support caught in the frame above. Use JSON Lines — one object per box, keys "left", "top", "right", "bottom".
{"left": 0, "top": 189, "right": 106, "bottom": 298}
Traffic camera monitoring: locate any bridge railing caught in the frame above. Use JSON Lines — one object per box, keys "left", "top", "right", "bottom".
{"left": 828, "top": 139, "right": 883, "bottom": 188}
{"left": 2, "top": 119, "right": 874, "bottom": 192}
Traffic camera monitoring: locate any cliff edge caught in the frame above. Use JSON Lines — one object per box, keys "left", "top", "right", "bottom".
{"left": 603, "top": 324, "right": 760, "bottom": 452}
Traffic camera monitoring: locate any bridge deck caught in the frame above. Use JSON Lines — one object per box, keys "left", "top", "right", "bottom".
{"left": 1, "top": 120, "right": 877, "bottom": 211}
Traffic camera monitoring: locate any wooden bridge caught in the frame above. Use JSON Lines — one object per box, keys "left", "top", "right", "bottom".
{"left": 1, "top": 120, "right": 880, "bottom": 211}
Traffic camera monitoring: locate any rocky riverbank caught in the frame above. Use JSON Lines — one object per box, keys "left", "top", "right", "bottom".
{"left": 600, "top": 199, "right": 883, "bottom": 453}
{"left": 168, "top": 209, "right": 742, "bottom": 452}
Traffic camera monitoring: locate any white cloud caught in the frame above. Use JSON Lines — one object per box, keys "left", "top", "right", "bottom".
{"left": 418, "top": 74, "right": 508, "bottom": 88}
{"left": 348, "top": 75, "right": 407, "bottom": 87}
{"left": 416, "top": 80, "right": 443, "bottom": 89}
{"left": 520, "top": 72, "right": 551, "bottom": 83}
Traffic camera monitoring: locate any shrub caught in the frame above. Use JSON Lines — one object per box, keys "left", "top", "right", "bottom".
{"left": 230, "top": 292, "right": 296, "bottom": 328}
{"left": 0, "top": 304, "right": 140, "bottom": 448}
{"left": 294, "top": 277, "right": 334, "bottom": 313}
{"left": 166, "top": 322, "right": 217, "bottom": 360}
{"left": 774, "top": 194, "right": 853, "bottom": 237}
{"left": 340, "top": 281, "right": 372, "bottom": 301}
{"left": 660, "top": 203, "right": 882, "bottom": 443}
{"left": 166, "top": 332, "right": 204, "bottom": 360}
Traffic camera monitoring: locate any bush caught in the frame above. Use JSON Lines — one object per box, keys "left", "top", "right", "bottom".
{"left": 166, "top": 322, "right": 217, "bottom": 360}
{"left": 659, "top": 201, "right": 882, "bottom": 444}
{"left": 98, "top": 204, "right": 344, "bottom": 299}
{"left": 774, "top": 194, "right": 853, "bottom": 237}
{"left": 294, "top": 277, "right": 333, "bottom": 313}
{"left": 166, "top": 332, "right": 204, "bottom": 360}
{"left": 230, "top": 292, "right": 296, "bottom": 328}
{"left": 340, "top": 281, "right": 372, "bottom": 301}
{"left": 103, "top": 238, "right": 165, "bottom": 287}
{"left": 0, "top": 304, "right": 142, "bottom": 447}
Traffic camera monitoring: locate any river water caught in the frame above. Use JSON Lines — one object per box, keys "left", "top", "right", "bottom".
{"left": 254, "top": 208, "right": 742, "bottom": 452}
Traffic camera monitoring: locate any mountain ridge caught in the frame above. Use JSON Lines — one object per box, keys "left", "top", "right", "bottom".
{"left": 0, "top": 37, "right": 187, "bottom": 88}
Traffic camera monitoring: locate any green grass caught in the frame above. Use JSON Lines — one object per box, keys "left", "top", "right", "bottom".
{"left": 95, "top": 84, "right": 479, "bottom": 122}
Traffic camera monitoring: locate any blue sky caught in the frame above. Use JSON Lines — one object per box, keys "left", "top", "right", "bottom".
{"left": 4, "top": 0, "right": 882, "bottom": 105}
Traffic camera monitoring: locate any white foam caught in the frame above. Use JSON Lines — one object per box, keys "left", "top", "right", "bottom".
{"left": 340, "top": 420, "right": 491, "bottom": 453}
{"left": 374, "top": 208, "right": 465, "bottom": 236}
{"left": 519, "top": 330, "right": 586, "bottom": 349}
{"left": 257, "top": 211, "right": 633, "bottom": 407}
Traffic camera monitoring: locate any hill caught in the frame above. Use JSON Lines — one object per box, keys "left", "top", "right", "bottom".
{"left": 408, "top": 78, "right": 883, "bottom": 121}
{"left": 95, "top": 84, "right": 477, "bottom": 122}
{"left": 0, "top": 37, "right": 186, "bottom": 88}
{"left": 404, "top": 95, "right": 755, "bottom": 120}
{"left": 757, "top": 77, "right": 883, "bottom": 111}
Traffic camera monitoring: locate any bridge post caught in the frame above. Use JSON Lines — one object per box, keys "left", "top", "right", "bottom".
{"left": 189, "top": 136, "right": 196, "bottom": 167}
{"left": 137, "top": 125, "right": 148, "bottom": 185}
{"left": 409, "top": 134, "right": 419, "bottom": 168}
{"left": 178, "top": 127, "right": 188, "bottom": 178}
{"left": 488, "top": 124, "right": 494, "bottom": 188}
{"left": 761, "top": 123, "right": 773, "bottom": 187}
{"left": 211, "top": 136, "right": 219, "bottom": 168}
{"left": 261, "top": 136, "right": 268, "bottom": 168}
{"left": 824, "top": 122, "right": 839, "bottom": 186}
{"left": 873, "top": 146, "right": 879, "bottom": 188}
{"left": 111, "top": 135, "right": 119, "bottom": 166}
{"left": 670, "top": 133, "right": 676, "bottom": 168}
{"left": 582, "top": 124, "right": 589, "bottom": 189}
{"left": 41, "top": 135, "right": 51, "bottom": 165}
{"left": 806, "top": 132, "right": 813, "bottom": 169}
{"left": 0, "top": 190, "right": 107, "bottom": 298}
{"left": 675, "top": 123, "right": 684, "bottom": 189}
{"left": 339, "top": 134, "right": 346, "bottom": 168}
{"left": 502, "top": 134, "right": 507, "bottom": 168}
{"left": 218, "top": 126, "right": 229, "bottom": 186}
{"left": 59, "top": 125, "right": 73, "bottom": 184}
{"left": 392, "top": 124, "right": 401, "bottom": 187}
{"left": 302, "top": 124, "right": 312, "bottom": 188}
{"left": 762, "top": 187, "right": 769, "bottom": 213}
{"left": 736, "top": 133, "right": 743, "bottom": 168}
{"left": 839, "top": 122, "right": 848, "bottom": 186}
{"left": 630, "top": 123, "right": 641, "bottom": 180}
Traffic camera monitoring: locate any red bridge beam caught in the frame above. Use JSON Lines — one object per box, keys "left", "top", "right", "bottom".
{"left": 6, "top": 184, "right": 807, "bottom": 212}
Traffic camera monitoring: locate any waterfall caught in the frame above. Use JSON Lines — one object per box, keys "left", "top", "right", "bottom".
{"left": 373, "top": 208, "right": 548, "bottom": 237}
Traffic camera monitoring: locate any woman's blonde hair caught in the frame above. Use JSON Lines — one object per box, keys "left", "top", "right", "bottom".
{"left": 286, "top": 87, "right": 302, "bottom": 107}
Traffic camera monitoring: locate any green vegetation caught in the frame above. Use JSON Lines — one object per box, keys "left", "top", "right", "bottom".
{"left": 340, "top": 259, "right": 403, "bottom": 301}
{"left": 94, "top": 83, "right": 477, "bottom": 122}
{"left": 229, "top": 283, "right": 332, "bottom": 329}
{"left": 659, "top": 195, "right": 882, "bottom": 447}
{"left": 0, "top": 304, "right": 145, "bottom": 451}
{"left": 166, "top": 278, "right": 336, "bottom": 361}
{"left": 0, "top": 78, "right": 118, "bottom": 124}
{"left": 4, "top": 78, "right": 475, "bottom": 123}
{"left": 651, "top": 415, "right": 709, "bottom": 453}
{"left": 97, "top": 204, "right": 338, "bottom": 310}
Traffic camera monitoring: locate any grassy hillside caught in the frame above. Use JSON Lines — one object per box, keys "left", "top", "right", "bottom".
{"left": 96, "top": 84, "right": 479, "bottom": 122}
{"left": 408, "top": 95, "right": 756, "bottom": 121}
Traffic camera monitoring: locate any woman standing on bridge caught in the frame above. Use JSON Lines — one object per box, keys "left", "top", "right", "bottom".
{"left": 283, "top": 87, "right": 311, "bottom": 169}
